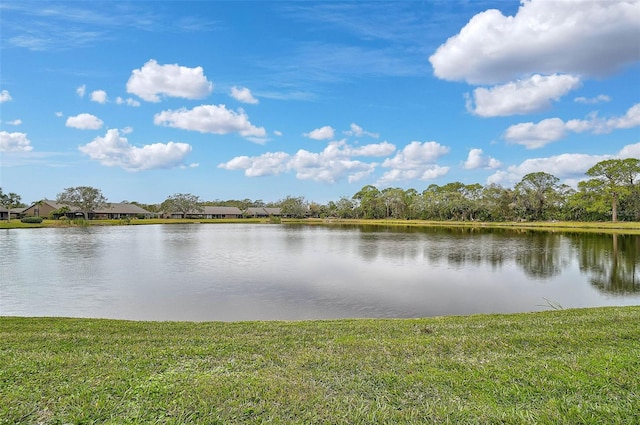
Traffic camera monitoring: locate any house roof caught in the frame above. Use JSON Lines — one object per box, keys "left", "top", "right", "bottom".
{"left": 247, "top": 207, "right": 281, "bottom": 216}
{"left": 25, "top": 200, "right": 150, "bottom": 214}
{"left": 94, "top": 203, "right": 151, "bottom": 214}
{"left": 200, "top": 206, "right": 243, "bottom": 215}
{"left": 263, "top": 207, "right": 281, "bottom": 215}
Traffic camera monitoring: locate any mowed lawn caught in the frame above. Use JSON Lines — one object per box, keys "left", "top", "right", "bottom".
{"left": 2, "top": 307, "right": 639, "bottom": 424}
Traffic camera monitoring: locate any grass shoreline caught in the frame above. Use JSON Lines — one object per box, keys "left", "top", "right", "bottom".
{"left": 2, "top": 217, "right": 640, "bottom": 234}
{"left": 2, "top": 306, "right": 639, "bottom": 424}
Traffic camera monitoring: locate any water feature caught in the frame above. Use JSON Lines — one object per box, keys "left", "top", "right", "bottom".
{"left": 2, "top": 224, "right": 638, "bottom": 321}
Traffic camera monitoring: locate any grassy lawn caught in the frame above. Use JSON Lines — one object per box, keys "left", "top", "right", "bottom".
{"left": 2, "top": 307, "right": 639, "bottom": 424}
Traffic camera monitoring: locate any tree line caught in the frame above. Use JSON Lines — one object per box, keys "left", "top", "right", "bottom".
{"left": 280, "top": 158, "right": 640, "bottom": 222}
{"left": 2, "top": 158, "right": 639, "bottom": 223}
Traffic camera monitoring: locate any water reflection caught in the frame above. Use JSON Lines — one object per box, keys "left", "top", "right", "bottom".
{"left": 569, "top": 233, "right": 640, "bottom": 294}
{"left": 314, "top": 224, "right": 639, "bottom": 293}
{"left": 2, "top": 224, "right": 639, "bottom": 321}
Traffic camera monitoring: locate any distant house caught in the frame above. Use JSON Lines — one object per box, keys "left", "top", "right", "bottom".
{"left": 22, "top": 200, "right": 73, "bottom": 218}
{"left": 188, "top": 206, "right": 243, "bottom": 219}
{"left": 22, "top": 200, "right": 151, "bottom": 219}
{"left": 91, "top": 203, "right": 153, "bottom": 219}
{"left": 0, "top": 207, "right": 8, "bottom": 220}
{"left": 246, "top": 207, "right": 282, "bottom": 218}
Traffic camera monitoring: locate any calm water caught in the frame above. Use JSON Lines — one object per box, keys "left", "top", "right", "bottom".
{"left": 1, "top": 224, "right": 639, "bottom": 321}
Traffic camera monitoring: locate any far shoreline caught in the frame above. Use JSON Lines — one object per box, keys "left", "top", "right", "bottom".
{"left": 2, "top": 217, "right": 640, "bottom": 235}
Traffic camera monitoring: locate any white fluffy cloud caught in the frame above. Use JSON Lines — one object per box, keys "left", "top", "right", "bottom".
{"left": 378, "top": 141, "right": 450, "bottom": 184}
{"left": 76, "top": 85, "right": 86, "bottom": 98}
{"left": 504, "top": 103, "right": 640, "bottom": 148}
{"left": 382, "top": 141, "right": 449, "bottom": 169}
{"left": 618, "top": 142, "right": 640, "bottom": 158}
{"left": 79, "top": 129, "right": 193, "bottom": 171}
{"left": 90, "top": 90, "right": 107, "bottom": 104}
{"left": 463, "top": 148, "right": 501, "bottom": 169}
{"left": 218, "top": 140, "right": 396, "bottom": 183}
{"left": 0, "top": 131, "right": 33, "bottom": 152}
{"left": 304, "top": 125, "right": 335, "bottom": 140}
{"left": 0, "top": 90, "right": 12, "bottom": 103}
{"left": 116, "top": 97, "right": 141, "bottom": 107}
{"left": 344, "top": 123, "right": 379, "bottom": 138}
{"left": 574, "top": 95, "right": 611, "bottom": 104}
{"left": 65, "top": 113, "right": 104, "bottom": 130}
{"left": 218, "top": 152, "right": 291, "bottom": 177}
{"left": 467, "top": 74, "right": 581, "bottom": 117}
{"left": 487, "top": 142, "right": 640, "bottom": 187}
{"left": 126, "top": 59, "right": 213, "bottom": 102}
{"left": 154, "top": 104, "right": 266, "bottom": 138}
{"left": 230, "top": 86, "right": 258, "bottom": 104}
{"left": 504, "top": 118, "right": 568, "bottom": 149}
{"left": 429, "top": 0, "right": 640, "bottom": 84}
{"left": 6, "top": 119, "right": 22, "bottom": 126}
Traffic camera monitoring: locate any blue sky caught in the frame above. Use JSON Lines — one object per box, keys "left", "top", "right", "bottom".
{"left": 1, "top": 0, "right": 639, "bottom": 205}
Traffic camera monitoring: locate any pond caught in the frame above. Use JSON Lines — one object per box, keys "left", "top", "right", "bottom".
{"left": 1, "top": 224, "right": 639, "bottom": 321}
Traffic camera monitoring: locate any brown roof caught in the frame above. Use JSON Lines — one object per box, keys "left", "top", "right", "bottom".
{"left": 199, "top": 206, "right": 242, "bottom": 215}
{"left": 94, "top": 203, "right": 151, "bottom": 215}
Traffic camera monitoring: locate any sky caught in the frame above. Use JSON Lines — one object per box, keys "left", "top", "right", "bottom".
{"left": 1, "top": 0, "right": 639, "bottom": 205}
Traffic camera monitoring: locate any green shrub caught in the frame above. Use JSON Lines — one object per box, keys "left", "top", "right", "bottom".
{"left": 21, "top": 216, "right": 43, "bottom": 223}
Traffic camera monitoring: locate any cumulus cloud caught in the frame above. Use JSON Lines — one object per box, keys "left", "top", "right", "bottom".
{"left": 218, "top": 140, "right": 396, "bottom": 183}
{"left": 79, "top": 129, "right": 193, "bottom": 171}
{"left": 90, "top": 90, "right": 107, "bottom": 104}
{"left": 467, "top": 74, "right": 581, "bottom": 117}
{"left": 378, "top": 141, "right": 450, "bottom": 184}
{"left": 76, "top": 85, "right": 86, "bottom": 98}
{"left": 274, "top": 130, "right": 283, "bottom": 136}
{"left": 0, "top": 131, "right": 33, "bottom": 152}
{"left": 5, "top": 119, "right": 22, "bottom": 126}
{"left": 618, "top": 142, "right": 640, "bottom": 158}
{"left": 154, "top": 104, "right": 266, "bottom": 139}
{"left": 575, "top": 94, "right": 611, "bottom": 104}
{"left": 344, "top": 123, "right": 379, "bottom": 138}
{"left": 55, "top": 112, "right": 64, "bottom": 117}
{"left": 487, "top": 142, "right": 640, "bottom": 187}
{"left": 608, "top": 103, "right": 640, "bottom": 129}
{"left": 0, "top": 90, "right": 12, "bottom": 103}
{"left": 504, "top": 118, "right": 568, "bottom": 149}
{"left": 304, "top": 125, "right": 335, "bottom": 140}
{"left": 230, "top": 86, "right": 259, "bottom": 104}
{"left": 504, "top": 103, "right": 640, "bottom": 148}
{"left": 463, "top": 148, "right": 501, "bottom": 169}
{"left": 218, "top": 152, "right": 291, "bottom": 177}
{"left": 126, "top": 59, "right": 213, "bottom": 102}
{"left": 65, "top": 113, "right": 104, "bottom": 130}
{"left": 116, "top": 97, "right": 141, "bottom": 107}
{"left": 429, "top": 0, "right": 640, "bottom": 84}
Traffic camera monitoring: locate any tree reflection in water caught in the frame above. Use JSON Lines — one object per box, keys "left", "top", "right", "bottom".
{"left": 570, "top": 233, "right": 640, "bottom": 294}
{"left": 348, "top": 225, "right": 640, "bottom": 294}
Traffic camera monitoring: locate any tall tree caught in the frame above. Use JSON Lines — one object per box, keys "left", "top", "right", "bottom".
{"left": 0, "top": 188, "right": 22, "bottom": 222}
{"left": 161, "top": 193, "right": 203, "bottom": 218}
{"left": 514, "top": 172, "right": 561, "bottom": 220}
{"left": 352, "top": 185, "right": 383, "bottom": 219}
{"left": 278, "top": 195, "right": 308, "bottom": 218}
{"left": 586, "top": 158, "right": 640, "bottom": 222}
{"left": 56, "top": 186, "right": 107, "bottom": 220}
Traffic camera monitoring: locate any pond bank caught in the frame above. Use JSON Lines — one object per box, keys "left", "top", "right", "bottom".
{"left": 2, "top": 217, "right": 640, "bottom": 234}
{"left": 2, "top": 306, "right": 639, "bottom": 424}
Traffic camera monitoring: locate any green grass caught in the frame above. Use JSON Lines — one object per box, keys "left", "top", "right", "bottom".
{"left": 294, "top": 218, "right": 640, "bottom": 235}
{"left": 2, "top": 218, "right": 640, "bottom": 234}
{"left": 2, "top": 307, "right": 639, "bottom": 424}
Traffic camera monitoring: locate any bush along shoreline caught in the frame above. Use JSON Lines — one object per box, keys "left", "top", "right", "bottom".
{"left": 2, "top": 306, "right": 639, "bottom": 424}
